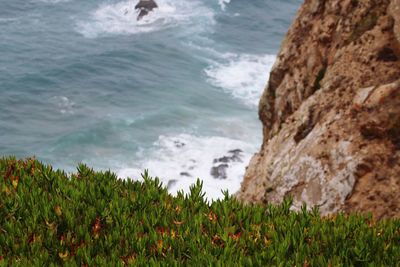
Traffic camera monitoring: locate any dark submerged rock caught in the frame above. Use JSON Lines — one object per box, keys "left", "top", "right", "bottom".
{"left": 174, "top": 140, "right": 185, "bottom": 148}
{"left": 228, "top": 149, "right": 243, "bottom": 154}
{"left": 213, "top": 149, "right": 243, "bottom": 164}
{"left": 210, "top": 164, "right": 229, "bottom": 179}
{"left": 180, "top": 172, "right": 191, "bottom": 177}
{"left": 210, "top": 149, "right": 244, "bottom": 179}
{"left": 167, "top": 179, "right": 177, "bottom": 189}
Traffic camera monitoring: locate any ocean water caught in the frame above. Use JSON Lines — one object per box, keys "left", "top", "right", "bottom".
{"left": 0, "top": 0, "right": 301, "bottom": 199}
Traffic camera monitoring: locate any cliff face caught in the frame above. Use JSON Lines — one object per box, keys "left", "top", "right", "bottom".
{"left": 237, "top": 0, "right": 400, "bottom": 219}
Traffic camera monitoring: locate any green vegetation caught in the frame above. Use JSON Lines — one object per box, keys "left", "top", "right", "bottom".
{"left": 1, "top": 157, "right": 399, "bottom": 266}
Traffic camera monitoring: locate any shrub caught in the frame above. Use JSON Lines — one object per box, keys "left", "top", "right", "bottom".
{"left": 0, "top": 157, "right": 399, "bottom": 266}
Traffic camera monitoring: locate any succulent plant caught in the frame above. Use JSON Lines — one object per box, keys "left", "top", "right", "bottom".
{"left": 0, "top": 157, "right": 399, "bottom": 265}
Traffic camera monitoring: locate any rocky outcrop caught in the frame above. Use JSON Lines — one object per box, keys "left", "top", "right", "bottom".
{"left": 135, "top": 0, "right": 158, "bottom": 21}
{"left": 237, "top": 0, "right": 400, "bottom": 219}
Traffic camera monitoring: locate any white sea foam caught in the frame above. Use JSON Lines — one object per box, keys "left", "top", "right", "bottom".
{"left": 218, "top": 0, "right": 231, "bottom": 11}
{"left": 205, "top": 54, "right": 275, "bottom": 107}
{"left": 77, "top": 0, "right": 214, "bottom": 38}
{"left": 0, "top": 17, "right": 18, "bottom": 23}
{"left": 51, "top": 96, "right": 75, "bottom": 114}
{"left": 117, "top": 133, "right": 257, "bottom": 200}
{"left": 184, "top": 41, "right": 236, "bottom": 61}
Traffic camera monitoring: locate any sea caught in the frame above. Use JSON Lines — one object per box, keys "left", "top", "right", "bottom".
{"left": 0, "top": 0, "right": 301, "bottom": 200}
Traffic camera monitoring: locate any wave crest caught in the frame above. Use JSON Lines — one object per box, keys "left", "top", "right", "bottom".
{"left": 205, "top": 54, "right": 275, "bottom": 107}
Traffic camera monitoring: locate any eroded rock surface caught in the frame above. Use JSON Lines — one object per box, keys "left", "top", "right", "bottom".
{"left": 237, "top": 0, "right": 400, "bottom": 219}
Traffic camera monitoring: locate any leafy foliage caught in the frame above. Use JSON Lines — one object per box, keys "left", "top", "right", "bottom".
{"left": 0, "top": 157, "right": 399, "bottom": 266}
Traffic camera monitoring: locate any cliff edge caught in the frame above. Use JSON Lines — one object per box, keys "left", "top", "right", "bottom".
{"left": 237, "top": 0, "right": 400, "bottom": 219}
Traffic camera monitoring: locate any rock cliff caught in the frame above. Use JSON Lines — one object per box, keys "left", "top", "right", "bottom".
{"left": 237, "top": 0, "right": 400, "bottom": 219}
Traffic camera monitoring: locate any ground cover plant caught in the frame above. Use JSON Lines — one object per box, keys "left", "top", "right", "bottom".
{"left": 0, "top": 157, "right": 399, "bottom": 266}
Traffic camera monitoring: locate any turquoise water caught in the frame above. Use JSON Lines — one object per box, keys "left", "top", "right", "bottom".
{"left": 0, "top": 0, "right": 301, "bottom": 199}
